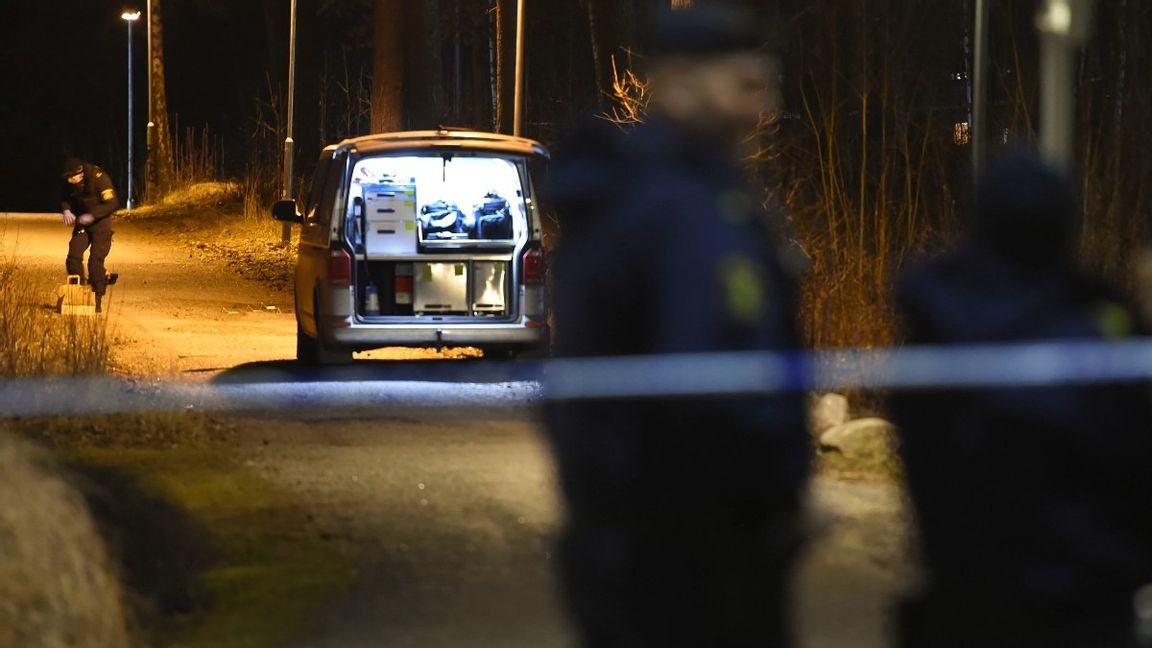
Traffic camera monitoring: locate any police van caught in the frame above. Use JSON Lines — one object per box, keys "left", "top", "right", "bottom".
{"left": 273, "top": 130, "right": 550, "bottom": 364}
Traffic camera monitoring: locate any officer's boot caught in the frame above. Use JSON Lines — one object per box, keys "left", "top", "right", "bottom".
{"left": 94, "top": 293, "right": 103, "bottom": 313}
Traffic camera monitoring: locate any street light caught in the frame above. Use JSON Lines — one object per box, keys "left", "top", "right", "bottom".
{"left": 1035, "top": 0, "right": 1095, "bottom": 171}
{"left": 282, "top": 0, "right": 297, "bottom": 243}
{"left": 122, "top": 9, "right": 141, "bottom": 209}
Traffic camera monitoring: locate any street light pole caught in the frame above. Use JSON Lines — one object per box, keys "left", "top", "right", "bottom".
{"left": 972, "top": 0, "right": 989, "bottom": 176}
{"left": 1036, "top": 0, "right": 1095, "bottom": 171}
{"left": 122, "top": 9, "right": 141, "bottom": 210}
{"left": 282, "top": 0, "right": 297, "bottom": 243}
{"left": 145, "top": 0, "right": 154, "bottom": 202}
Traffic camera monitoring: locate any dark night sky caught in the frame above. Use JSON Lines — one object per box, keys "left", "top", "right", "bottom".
{"left": 0, "top": 1, "right": 303, "bottom": 211}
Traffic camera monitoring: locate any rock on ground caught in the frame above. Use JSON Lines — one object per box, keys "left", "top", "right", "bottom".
{"left": 819, "top": 417, "right": 897, "bottom": 457}
{"left": 809, "top": 392, "right": 850, "bottom": 435}
{"left": 0, "top": 431, "right": 131, "bottom": 648}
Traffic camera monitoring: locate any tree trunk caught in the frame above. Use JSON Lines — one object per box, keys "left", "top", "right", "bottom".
{"left": 146, "top": 0, "right": 175, "bottom": 199}
{"left": 373, "top": 0, "right": 405, "bottom": 132}
{"left": 491, "top": 0, "right": 503, "bottom": 132}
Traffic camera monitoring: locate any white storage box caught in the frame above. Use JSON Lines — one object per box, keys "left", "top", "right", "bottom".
{"left": 365, "top": 219, "right": 418, "bottom": 256}
{"left": 414, "top": 262, "right": 468, "bottom": 313}
{"left": 471, "top": 261, "right": 508, "bottom": 313}
{"left": 364, "top": 183, "right": 417, "bottom": 256}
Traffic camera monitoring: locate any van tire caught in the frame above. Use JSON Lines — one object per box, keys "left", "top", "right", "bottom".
{"left": 296, "top": 293, "right": 354, "bottom": 365}
{"left": 296, "top": 320, "right": 322, "bottom": 364}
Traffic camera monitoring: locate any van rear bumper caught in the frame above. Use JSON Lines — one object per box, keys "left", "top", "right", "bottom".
{"left": 328, "top": 322, "right": 548, "bottom": 349}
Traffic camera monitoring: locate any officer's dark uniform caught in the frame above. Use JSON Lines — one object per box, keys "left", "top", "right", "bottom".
{"left": 890, "top": 154, "right": 1152, "bottom": 648}
{"left": 543, "top": 14, "right": 811, "bottom": 644}
{"left": 61, "top": 158, "right": 118, "bottom": 303}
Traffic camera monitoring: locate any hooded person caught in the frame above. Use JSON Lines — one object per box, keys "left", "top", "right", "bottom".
{"left": 542, "top": 5, "right": 811, "bottom": 647}
{"left": 60, "top": 156, "right": 119, "bottom": 312}
{"left": 889, "top": 153, "right": 1152, "bottom": 647}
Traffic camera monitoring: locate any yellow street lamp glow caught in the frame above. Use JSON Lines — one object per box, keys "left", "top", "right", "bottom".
{"left": 121, "top": 10, "right": 141, "bottom": 21}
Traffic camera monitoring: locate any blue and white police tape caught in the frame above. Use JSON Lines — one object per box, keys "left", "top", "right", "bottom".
{"left": 2, "top": 339, "right": 1152, "bottom": 418}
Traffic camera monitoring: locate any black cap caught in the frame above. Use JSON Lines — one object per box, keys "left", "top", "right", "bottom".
{"left": 61, "top": 157, "right": 84, "bottom": 179}
{"left": 973, "top": 153, "right": 1080, "bottom": 267}
{"left": 639, "top": 4, "right": 767, "bottom": 59}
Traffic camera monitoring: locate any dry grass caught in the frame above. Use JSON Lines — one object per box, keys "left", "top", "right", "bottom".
{"left": 0, "top": 245, "right": 110, "bottom": 377}
{"left": 124, "top": 181, "right": 296, "bottom": 292}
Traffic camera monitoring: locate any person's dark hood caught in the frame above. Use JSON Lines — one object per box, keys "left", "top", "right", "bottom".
{"left": 898, "top": 153, "right": 1096, "bottom": 342}
{"left": 971, "top": 153, "right": 1081, "bottom": 269}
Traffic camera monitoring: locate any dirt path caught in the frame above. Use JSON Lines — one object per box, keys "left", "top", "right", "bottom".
{"left": 2, "top": 212, "right": 297, "bottom": 375}
{"left": 2, "top": 210, "right": 913, "bottom": 647}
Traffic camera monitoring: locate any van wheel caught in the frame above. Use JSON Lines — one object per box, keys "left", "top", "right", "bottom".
{"left": 297, "top": 296, "right": 354, "bottom": 365}
{"left": 296, "top": 320, "right": 320, "bottom": 364}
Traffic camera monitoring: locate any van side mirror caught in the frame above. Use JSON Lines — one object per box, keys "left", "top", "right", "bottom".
{"left": 272, "top": 199, "right": 303, "bottom": 224}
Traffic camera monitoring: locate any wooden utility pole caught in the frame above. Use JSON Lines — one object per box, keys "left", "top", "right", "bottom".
{"left": 512, "top": 0, "right": 525, "bottom": 136}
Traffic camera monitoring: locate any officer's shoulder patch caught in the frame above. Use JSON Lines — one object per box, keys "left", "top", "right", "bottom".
{"left": 717, "top": 254, "right": 768, "bottom": 326}
{"left": 101, "top": 188, "right": 115, "bottom": 201}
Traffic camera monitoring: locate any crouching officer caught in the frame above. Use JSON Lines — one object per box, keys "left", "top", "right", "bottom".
{"left": 544, "top": 5, "right": 810, "bottom": 647}
{"left": 60, "top": 157, "right": 118, "bottom": 312}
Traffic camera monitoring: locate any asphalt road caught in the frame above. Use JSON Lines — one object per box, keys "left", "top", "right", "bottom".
{"left": 2, "top": 211, "right": 912, "bottom": 648}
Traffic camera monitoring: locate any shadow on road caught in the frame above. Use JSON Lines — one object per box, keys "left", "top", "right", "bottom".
{"left": 210, "top": 358, "right": 544, "bottom": 386}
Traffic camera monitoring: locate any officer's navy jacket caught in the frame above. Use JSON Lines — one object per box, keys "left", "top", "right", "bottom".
{"left": 544, "top": 118, "right": 811, "bottom": 524}
{"left": 891, "top": 242, "right": 1152, "bottom": 616}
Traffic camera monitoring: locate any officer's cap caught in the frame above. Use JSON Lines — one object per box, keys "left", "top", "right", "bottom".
{"left": 639, "top": 4, "right": 768, "bottom": 60}
{"left": 61, "top": 157, "right": 85, "bottom": 179}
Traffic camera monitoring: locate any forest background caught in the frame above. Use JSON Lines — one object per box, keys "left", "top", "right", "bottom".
{"left": 1, "top": 0, "right": 1148, "bottom": 347}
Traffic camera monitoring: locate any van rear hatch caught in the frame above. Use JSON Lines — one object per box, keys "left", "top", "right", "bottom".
{"left": 343, "top": 151, "right": 535, "bottom": 323}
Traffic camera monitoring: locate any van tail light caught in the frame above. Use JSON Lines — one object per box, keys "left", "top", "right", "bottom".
{"left": 328, "top": 249, "right": 352, "bottom": 287}
{"left": 521, "top": 243, "right": 547, "bottom": 325}
{"left": 521, "top": 244, "right": 546, "bottom": 286}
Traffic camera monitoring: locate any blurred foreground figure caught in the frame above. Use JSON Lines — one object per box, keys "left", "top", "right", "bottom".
{"left": 890, "top": 154, "right": 1152, "bottom": 647}
{"left": 544, "top": 5, "right": 810, "bottom": 647}
{"left": 60, "top": 157, "right": 119, "bottom": 312}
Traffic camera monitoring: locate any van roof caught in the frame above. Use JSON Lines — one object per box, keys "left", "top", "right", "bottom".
{"left": 337, "top": 129, "right": 550, "bottom": 159}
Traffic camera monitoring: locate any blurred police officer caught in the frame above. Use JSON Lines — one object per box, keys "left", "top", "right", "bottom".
{"left": 60, "top": 157, "right": 118, "bottom": 312}
{"left": 890, "top": 153, "right": 1152, "bottom": 647}
{"left": 544, "top": 5, "right": 810, "bottom": 647}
